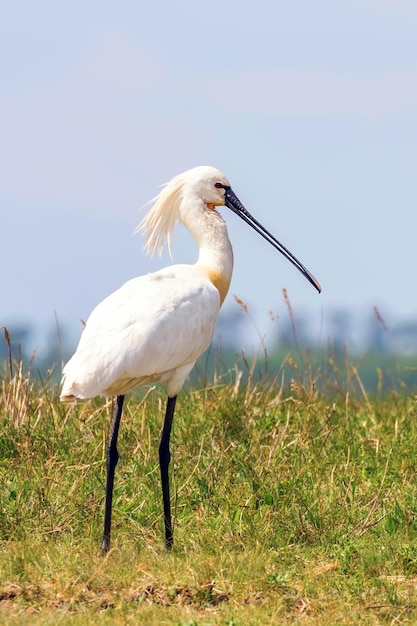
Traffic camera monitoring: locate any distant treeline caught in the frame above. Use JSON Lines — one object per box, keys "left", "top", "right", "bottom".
{"left": 2, "top": 315, "right": 417, "bottom": 395}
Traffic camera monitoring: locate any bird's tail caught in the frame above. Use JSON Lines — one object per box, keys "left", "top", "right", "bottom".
{"left": 60, "top": 393, "right": 77, "bottom": 402}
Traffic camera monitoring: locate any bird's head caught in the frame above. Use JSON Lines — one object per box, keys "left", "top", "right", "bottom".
{"left": 179, "top": 165, "right": 231, "bottom": 211}
{"left": 137, "top": 166, "right": 231, "bottom": 258}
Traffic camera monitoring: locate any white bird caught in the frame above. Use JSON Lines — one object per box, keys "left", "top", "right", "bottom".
{"left": 60, "top": 165, "right": 321, "bottom": 552}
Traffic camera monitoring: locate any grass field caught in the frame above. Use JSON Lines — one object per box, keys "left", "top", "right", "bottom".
{"left": 2, "top": 348, "right": 417, "bottom": 624}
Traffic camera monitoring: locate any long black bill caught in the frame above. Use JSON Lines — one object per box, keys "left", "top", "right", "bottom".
{"left": 224, "top": 187, "right": 321, "bottom": 294}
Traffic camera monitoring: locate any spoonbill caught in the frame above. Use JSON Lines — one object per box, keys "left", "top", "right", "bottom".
{"left": 60, "top": 165, "right": 321, "bottom": 552}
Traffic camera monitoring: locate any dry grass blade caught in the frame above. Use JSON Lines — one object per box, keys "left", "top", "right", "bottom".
{"left": 0, "top": 325, "right": 13, "bottom": 378}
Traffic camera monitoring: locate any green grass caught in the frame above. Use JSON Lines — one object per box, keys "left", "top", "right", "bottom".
{"left": 2, "top": 356, "right": 417, "bottom": 624}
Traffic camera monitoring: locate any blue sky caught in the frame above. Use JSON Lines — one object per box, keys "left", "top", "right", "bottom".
{"left": 1, "top": 1, "right": 417, "bottom": 352}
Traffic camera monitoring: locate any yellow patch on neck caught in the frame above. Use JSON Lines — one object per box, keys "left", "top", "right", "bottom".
{"left": 198, "top": 264, "right": 230, "bottom": 306}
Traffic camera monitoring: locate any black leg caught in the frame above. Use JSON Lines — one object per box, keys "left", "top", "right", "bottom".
{"left": 101, "top": 394, "right": 125, "bottom": 554}
{"left": 159, "top": 395, "right": 177, "bottom": 549}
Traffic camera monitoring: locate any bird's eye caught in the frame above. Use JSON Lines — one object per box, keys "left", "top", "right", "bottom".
{"left": 214, "top": 182, "right": 224, "bottom": 189}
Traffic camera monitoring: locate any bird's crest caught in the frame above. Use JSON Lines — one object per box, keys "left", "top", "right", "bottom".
{"left": 136, "top": 173, "right": 185, "bottom": 258}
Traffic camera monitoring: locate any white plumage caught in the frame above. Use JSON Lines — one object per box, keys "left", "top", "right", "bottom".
{"left": 60, "top": 165, "right": 320, "bottom": 552}
{"left": 61, "top": 166, "right": 234, "bottom": 402}
{"left": 61, "top": 265, "right": 220, "bottom": 399}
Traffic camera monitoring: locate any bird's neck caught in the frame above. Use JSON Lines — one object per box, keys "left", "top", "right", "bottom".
{"left": 188, "top": 209, "right": 234, "bottom": 307}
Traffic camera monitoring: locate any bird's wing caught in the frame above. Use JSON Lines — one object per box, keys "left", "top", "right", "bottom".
{"left": 61, "top": 265, "right": 220, "bottom": 399}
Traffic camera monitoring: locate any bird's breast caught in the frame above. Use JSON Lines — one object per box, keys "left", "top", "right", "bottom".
{"left": 197, "top": 264, "right": 231, "bottom": 306}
